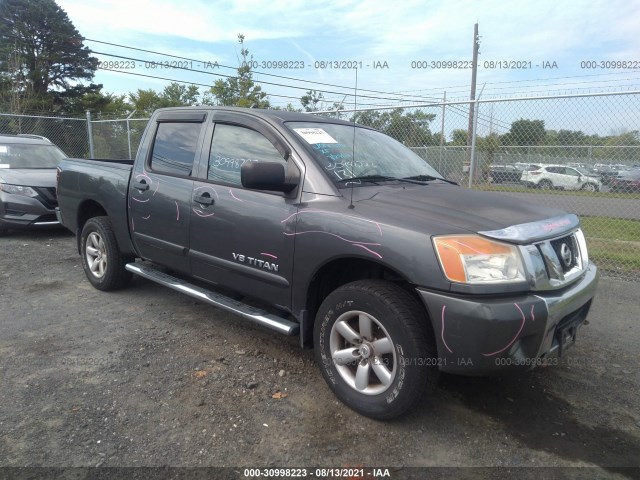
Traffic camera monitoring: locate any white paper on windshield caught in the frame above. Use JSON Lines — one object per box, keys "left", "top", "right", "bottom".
{"left": 0, "top": 146, "right": 7, "bottom": 153}
{"left": 293, "top": 128, "right": 338, "bottom": 144}
{"left": 0, "top": 164, "right": 10, "bottom": 168}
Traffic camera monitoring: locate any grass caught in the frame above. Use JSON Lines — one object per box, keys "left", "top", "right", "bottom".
{"left": 580, "top": 217, "right": 640, "bottom": 278}
{"left": 472, "top": 184, "right": 640, "bottom": 200}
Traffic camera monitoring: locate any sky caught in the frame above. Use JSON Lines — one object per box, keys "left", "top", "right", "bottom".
{"left": 55, "top": 0, "right": 640, "bottom": 134}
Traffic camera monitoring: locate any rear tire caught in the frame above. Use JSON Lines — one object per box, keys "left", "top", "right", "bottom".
{"left": 314, "top": 280, "right": 439, "bottom": 419}
{"left": 538, "top": 180, "right": 553, "bottom": 190}
{"left": 80, "top": 216, "right": 131, "bottom": 291}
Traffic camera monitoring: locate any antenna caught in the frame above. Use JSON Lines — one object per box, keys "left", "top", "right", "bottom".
{"left": 348, "top": 69, "right": 358, "bottom": 209}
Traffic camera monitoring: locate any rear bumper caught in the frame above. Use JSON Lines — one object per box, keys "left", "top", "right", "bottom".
{"left": 417, "top": 262, "right": 598, "bottom": 375}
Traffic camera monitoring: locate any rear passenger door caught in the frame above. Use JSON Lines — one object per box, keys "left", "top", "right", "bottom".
{"left": 129, "top": 111, "right": 207, "bottom": 273}
{"left": 188, "top": 113, "right": 300, "bottom": 310}
{"left": 563, "top": 167, "right": 582, "bottom": 190}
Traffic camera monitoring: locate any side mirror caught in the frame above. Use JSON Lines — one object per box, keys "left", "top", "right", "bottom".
{"left": 241, "top": 162, "right": 297, "bottom": 193}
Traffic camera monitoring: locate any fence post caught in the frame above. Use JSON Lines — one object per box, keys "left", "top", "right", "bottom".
{"left": 468, "top": 99, "right": 480, "bottom": 188}
{"left": 86, "top": 111, "right": 94, "bottom": 158}
{"left": 126, "top": 110, "right": 136, "bottom": 159}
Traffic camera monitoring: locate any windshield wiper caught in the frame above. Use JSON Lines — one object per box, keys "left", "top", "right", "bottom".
{"left": 402, "top": 175, "right": 458, "bottom": 185}
{"left": 337, "top": 175, "right": 400, "bottom": 185}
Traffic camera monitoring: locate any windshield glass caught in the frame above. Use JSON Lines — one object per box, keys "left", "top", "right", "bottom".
{"left": 286, "top": 122, "right": 443, "bottom": 186}
{"left": 0, "top": 143, "right": 67, "bottom": 169}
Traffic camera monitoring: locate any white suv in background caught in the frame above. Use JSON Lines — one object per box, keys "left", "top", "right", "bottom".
{"left": 521, "top": 164, "right": 601, "bottom": 192}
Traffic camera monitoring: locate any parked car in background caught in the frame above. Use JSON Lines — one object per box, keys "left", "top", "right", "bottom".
{"left": 599, "top": 165, "right": 630, "bottom": 186}
{"left": 521, "top": 164, "right": 601, "bottom": 191}
{"left": 0, "top": 134, "right": 67, "bottom": 235}
{"left": 610, "top": 168, "right": 640, "bottom": 193}
{"left": 489, "top": 164, "right": 521, "bottom": 183}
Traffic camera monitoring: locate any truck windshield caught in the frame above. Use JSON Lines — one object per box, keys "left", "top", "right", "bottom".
{"left": 286, "top": 122, "right": 443, "bottom": 186}
{"left": 0, "top": 143, "right": 67, "bottom": 169}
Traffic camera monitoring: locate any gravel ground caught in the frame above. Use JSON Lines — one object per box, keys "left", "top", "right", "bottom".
{"left": 0, "top": 228, "right": 639, "bottom": 479}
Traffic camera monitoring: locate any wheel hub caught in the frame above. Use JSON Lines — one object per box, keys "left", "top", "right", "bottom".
{"left": 358, "top": 342, "right": 373, "bottom": 359}
{"left": 329, "top": 310, "right": 397, "bottom": 395}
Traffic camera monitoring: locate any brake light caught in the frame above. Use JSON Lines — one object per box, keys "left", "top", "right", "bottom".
{"left": 56, "top": 167, "right": 61, "bottom": 193}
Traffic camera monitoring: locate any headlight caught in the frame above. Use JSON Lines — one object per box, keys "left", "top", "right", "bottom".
{"left": 433, "top": 234, "right": 525, "bottom": 284}
{"left": 0, "top": 183, "right": 38, "bottom": 197}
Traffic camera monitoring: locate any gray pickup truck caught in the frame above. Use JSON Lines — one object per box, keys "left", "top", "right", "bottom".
{"left": 56, "top": 107, "right": 598, "bottom": 419}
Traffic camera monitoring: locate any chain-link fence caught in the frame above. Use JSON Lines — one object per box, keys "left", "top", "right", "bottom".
{"left": 0, "top": 112, "right": 149, "bottom": 159}
{"left": 1, "top": 91, "right": 639, "bottom": 279}
{"left": 317, "top": 91, "right": 640, "bottom": 280}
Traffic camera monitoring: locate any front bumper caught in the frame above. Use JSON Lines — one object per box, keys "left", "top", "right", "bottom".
{"left": 417, "top": 262, "right": 598, "bottom": 375}
{"left": 0, "top": 192, "right": 60, "bottom": 229}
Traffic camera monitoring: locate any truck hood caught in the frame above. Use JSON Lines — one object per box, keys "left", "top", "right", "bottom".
{"left": 351, "top": 183, "right": 570, "bottom": 238}
{"left": 0, "top": 168, "right": 57, "bottom": 187}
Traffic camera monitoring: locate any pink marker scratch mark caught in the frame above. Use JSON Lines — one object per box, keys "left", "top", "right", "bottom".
{"left": 141, "top": 214, "right": 151, "bottom": 220}
{"left": 352, "top": 244, "right": 382, "bottom": 259}
{"left": 284, "top": 230, "right": 381, "bottom": 246}
{"left": 229, "top": 189, "right": 243, "bottom": 202}
{"left": 482, "top": 303, "right": 527, "bottom": 357}
{"left": 260, "top": 253, "right": 278, "bottom": 260}
{"left": 441, "top": 305, "right": 453, "bottom": 354}
{"left": 153, "top": 180, "right": 159, "bottom": 196}
{"left": 530, "top": 305, "right": 535, "bottom": 322}
{"left": 131, "top": 196, "right": 149, "bottom": 203}
{"left": 175, "top": 201, "right": 179, "bottom": 221}
{"left": 193, "top": 208, "right": 215, "bottom": 218}
{"left": 131, "top": 218, "right": 135, "bottom": 231}
{"left": 280, "top": 210, "right": 383, "bottom": 236}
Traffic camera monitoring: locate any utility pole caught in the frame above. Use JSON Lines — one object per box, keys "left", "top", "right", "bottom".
{"left": 440, "top": 91, "right": 446, "bottom": 147}
{"left": 467, "top": 23, "right": 480, "bottom": 169}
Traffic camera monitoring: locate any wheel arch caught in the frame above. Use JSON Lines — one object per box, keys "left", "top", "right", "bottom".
{"left": 300, "top": 256, "right": 429, "bottom": 347}
{"left": 75, "top": 200, "right": 108, "bottom": 253}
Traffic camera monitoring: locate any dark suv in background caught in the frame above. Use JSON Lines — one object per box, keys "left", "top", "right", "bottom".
{"left": 0, "top": 134, "right": 67, "bottom": 235}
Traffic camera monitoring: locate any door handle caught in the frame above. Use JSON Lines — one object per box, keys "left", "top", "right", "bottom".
{"left": 133, "top": 180, "right": 149, "bottom": 191}
{"left": 194, "top": 193, "right": 214, "bottom": 206}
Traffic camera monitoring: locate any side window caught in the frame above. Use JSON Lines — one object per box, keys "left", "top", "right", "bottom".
{"left": 565, "top": 168, "right": 579, "bottom": 176}
{"left": 546, "top": 167, "right": 560, "bottom": 174}
{"left": 150, "top": 122, "right": 202, "bottom": 176}
{"left": 208, "top": 123, "right": 286, "bottom": 186}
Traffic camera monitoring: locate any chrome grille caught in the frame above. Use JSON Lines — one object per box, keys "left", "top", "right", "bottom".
{"left": 549, "top": 235, "right": 579, "bottom": 273}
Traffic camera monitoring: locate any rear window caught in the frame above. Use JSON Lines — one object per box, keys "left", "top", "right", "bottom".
{"left": 150, "top": 122, "right": 202, "bottom": 176}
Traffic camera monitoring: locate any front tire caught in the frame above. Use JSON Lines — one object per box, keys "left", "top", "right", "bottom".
{"left": 314, "top": 280, "right": 438, "bottom": 419}
{"left": 581, "top": 183, "right": 598, "bottom": 192}
{"left": 80, "top": 216, "right": 131, "bottom": 291}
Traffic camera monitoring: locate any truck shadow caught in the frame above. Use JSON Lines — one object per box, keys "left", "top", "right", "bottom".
{"left": 427, "top": 372, "right": 639, "bottom": 477}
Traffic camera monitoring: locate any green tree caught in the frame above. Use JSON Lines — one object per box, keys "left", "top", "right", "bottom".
{"left": 128, "top": 82, "right": 202, "bottom": 116}
{"left": 300, "top": 90, "right": 324, "bottom": 112}
{"left": 208, "top": 34, "right": 269, "bottom": 108}
{"left": 449, "top": 129, "right": 468, "bottom": 146}
{"left": 352, "top": 109, "right": 437, "bottom": 147}
{"left": 502, "top": 119, "right": 546, "bottom": 146}
{"left": 0, "top": 0, "right": 100, "bottom": 112}
{"left": 477, "top": 133, "right": 501, "bottom": 178}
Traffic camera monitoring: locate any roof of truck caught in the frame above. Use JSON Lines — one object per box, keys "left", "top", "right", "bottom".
{"left": 153, "top": 106, "right": 357, "bottom": 126}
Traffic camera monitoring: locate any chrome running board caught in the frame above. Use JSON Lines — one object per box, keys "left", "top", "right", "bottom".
{"left": 125, "top": 263, "right": 299, "bottom": 336}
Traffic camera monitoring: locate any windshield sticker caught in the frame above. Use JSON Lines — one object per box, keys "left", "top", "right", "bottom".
{"left": 0, "top": 164, "right": 9, "bottom": 168}
{"left": 0, "top": 146, "right": 7, "bottom": 153}
{"left": 293, "top": 128, "right": 338, "bottom": 144}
